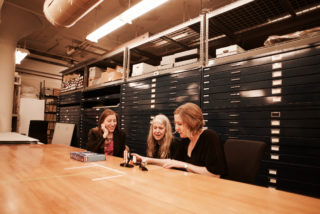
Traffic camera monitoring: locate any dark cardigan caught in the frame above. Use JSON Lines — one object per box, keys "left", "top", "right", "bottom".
{"left": 86, "top": 127, "right": 126, "bottom": 157}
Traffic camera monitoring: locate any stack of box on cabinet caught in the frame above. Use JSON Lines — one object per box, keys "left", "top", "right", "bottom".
{"left": 131, "top": 48, "right": 199, "bottom": 77}
{"left": 61, "top": 73, "right": 84, "bottom": 92}
{"left": 88, "top": 66, "right": 123, "bottom": 87}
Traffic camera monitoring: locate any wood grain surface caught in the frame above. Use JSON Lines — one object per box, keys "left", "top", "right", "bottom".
{"left": 0, "top": 144, "right": 319, "bottom": 214}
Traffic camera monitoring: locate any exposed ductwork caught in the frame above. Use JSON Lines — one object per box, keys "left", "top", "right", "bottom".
{"left": 43, "top": 0, "right": 104, "bottom": 28}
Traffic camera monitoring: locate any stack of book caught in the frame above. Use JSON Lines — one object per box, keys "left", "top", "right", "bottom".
{"left": 70, "top": 151, "right": 106, "bottom": 162}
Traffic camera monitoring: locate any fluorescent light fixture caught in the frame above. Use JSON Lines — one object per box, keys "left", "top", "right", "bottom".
{"left": 87, "top": 0, "right": 169, "bottom": 42}
{"left": 15, "top": 48, "right": 30, "bottom": 64}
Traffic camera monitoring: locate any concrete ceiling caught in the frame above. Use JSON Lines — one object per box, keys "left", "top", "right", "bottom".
{"left": 2, "top": 0, "right": 232, "bottom": 74}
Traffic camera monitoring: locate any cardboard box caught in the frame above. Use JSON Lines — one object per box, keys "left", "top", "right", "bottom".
{"left": 88, "top": 67, "right": 104, "bottom": 86}
{"left": 101, "top": 70, "right": 122, "bottom": 83}
{"left": 132, "top": 63, "right": 156, "bottom": 76}
{"left": 89, "top": 67, "right": 104, "bottom": 78}
{"left": 115, "top": 65, "right": 124, "bottom": 73}
{"left": 216, "top": 45, "right": 245, "bottom": 58}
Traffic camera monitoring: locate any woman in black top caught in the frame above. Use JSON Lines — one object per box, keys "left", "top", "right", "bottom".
{"left": 146, "top": 114, "right": 177, "bottom": 159}
{"left": 133, "top": 103, "right": 227, "bottom": 177}
{"left": 87, "top": 109, "right": 126, "bottom": 157}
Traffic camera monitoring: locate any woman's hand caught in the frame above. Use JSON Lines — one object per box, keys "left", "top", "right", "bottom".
{"left": 101, "top": 124, "right": 108, "bottom": 138}
{"left": 131, "top": 153, "right": 147, "bottom": 163}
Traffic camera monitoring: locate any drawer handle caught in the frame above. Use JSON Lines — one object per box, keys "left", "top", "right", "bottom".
{"left": 271, "top": 112, "right": 281, "bottom": 118}
{"left": 230, "top": 100, "right": 240, "bottom": 103}
{"left": 231, "top": 78, "right": 240, "bottom": 81}
{"left": 229, "top": 121, "right": 239, "bottom": 124}
{"left": 231, "top": 70, "right": 241, "bottom": 74}
{"left": 229, "top": 114, "right": 239, "bottom": 117}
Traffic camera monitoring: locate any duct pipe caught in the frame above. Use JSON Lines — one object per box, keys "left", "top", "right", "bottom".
{"left": 43, "top": 0, "right": 104, "bottom": 28}
{"left": 0, "top": 3, "right": 42, "bottom": 132}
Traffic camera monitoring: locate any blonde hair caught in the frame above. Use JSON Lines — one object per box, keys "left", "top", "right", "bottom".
{"left": 174, "top": 102, "right": 205, "bottom": 136}
{"left": 146, "top": 114, "right": 173, "bottom": 158}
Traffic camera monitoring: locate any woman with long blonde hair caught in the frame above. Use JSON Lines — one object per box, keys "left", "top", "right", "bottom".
{"left": 146, "top": 114, "right": 175, "bottom": 159}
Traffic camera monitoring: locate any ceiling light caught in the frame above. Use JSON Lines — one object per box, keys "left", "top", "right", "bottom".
{"left": 15, "top": 48, "right": 30, "bottom": 64}
{"left": 86, "top": 0, "right": 169, "bottom": 42}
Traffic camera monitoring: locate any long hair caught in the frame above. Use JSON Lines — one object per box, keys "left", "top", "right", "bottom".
{"left": 97, "top": 109, "right": 119, "bottom": 134}
{"left": 174, "top": 102, "right": 205, "bottom": 136}
{"left": 146, "top": 114, "right": 173, "bottom": 158}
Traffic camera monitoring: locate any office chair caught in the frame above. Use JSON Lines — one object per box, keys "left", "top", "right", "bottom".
{"left": 28, "top": 120, "right": 49, "bottom": 144}
{"left": 224, "top": 139, "right": 266, "bottom": 184}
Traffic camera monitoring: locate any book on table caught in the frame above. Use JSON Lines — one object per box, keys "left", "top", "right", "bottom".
{"left": 70, "top": 151, "right": 106, "bottom": 162}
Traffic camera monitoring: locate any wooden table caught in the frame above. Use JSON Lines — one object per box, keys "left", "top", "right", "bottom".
{"left": 0, "top": 144, "right": 319, "bottom": 214}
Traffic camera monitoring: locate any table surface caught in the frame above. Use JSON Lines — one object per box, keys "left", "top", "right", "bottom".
{"left": 0, "top": 144, "right": 319, "bottom": 214}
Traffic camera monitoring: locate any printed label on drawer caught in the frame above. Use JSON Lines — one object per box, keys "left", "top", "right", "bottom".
{"left": 151, "top": 83, "right": 156, "bottom": 88}
{"left": 203, "top": 113, "right": 208, "bottom": 116}
{"left": 271, "top": 120, "right": 280, "bottom": 126}
{"left": 204, "top": 101, "right": 210, "bottom": 104}
{"left": 151, "top": 99, "right": 155, "bottom": 103}
{"left": 272, "top": 63, "right": 282, "bottom": 69}
{"left": 272, "top": 96, "right": 282, "bottom": 102}
{"left": 204, "top": 74, "right": 210, "bottom": 78}
{"left": 150, "top": 105, "right": 155, "bottom": 109}
{"left": 151, "top": 94, "right": 155, "bottom": 98}
{"left": 272, "top": 88, "right": 282, "bottom": 94}
{"left": 151, "top": 89, "right": 156, "bottom": 93}
{"left": 272, "top": 55, "right": 282, "bottom": 61}
{"left": 271, "top": 154, "right": 279, "bottom": 160}
{"left": 152, "top": 78, "right": 156, "bottom": 82}
{"left": 271, "top": 145, "right": 280, "bottom": 151}
{"left": 272, "top": 79, "right": 282, "bottom": 86}
{"left": 203, "top": 94, "right": 209, "bottom": 97}
{"left": 204, "top": 88, "right": 209, "bottom": 90}
{"left": 272, "top": 71, "right": 282, "bottom": 78}
{"left": 271, "top": 137, "right": 279, "bottom": 143}
{"left": 271, "top": 129, "right": 280, "bottom": 134}
{"left": 204, "top": 81, "right": 210, "bottom": 84}
{"left": 269, "top": 178, "right": 277, "bottom": 184}
{"left": 269, "top": 169, "right": 277, "bottom": 175}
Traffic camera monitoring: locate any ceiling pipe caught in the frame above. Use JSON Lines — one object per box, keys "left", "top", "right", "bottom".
{"left": 43, "top": 0, "right": 104, "bottom": 28}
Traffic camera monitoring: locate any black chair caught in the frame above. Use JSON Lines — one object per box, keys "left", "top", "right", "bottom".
{"left": 28, "top": 120, "right": 48, "bottom": 144}
{"left": 224, "top": 139, "right": 266, "bottom": 184}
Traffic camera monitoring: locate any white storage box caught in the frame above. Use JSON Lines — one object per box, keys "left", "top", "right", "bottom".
{"left": 216, "top": 45, "right": 245, "bottom": 58}
{"left": 158, "top": 63, "right": 174, "bottom": 70}
{"left": 161, "top": 55, "right": 175, "bottom": 65}
{"left": 174, "top": 58, "right": 198, "bottom": 67}
{"left": 174, "top": 48, "right": 198, "bottom": 58}
{"left": 132, "top": 63, "right": 156, "bottom": 76}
